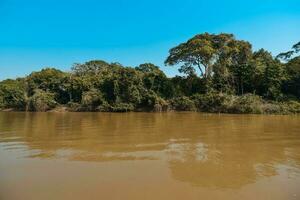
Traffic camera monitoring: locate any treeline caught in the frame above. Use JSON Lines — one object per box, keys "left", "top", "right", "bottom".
{"left": 0, "top": 33, "right": 300, "bottom": 114}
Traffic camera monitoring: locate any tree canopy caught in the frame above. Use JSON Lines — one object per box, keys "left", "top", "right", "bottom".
{"left": 165, "top": 33, "right": 252, "bottom": 78}
{"left": 0, "top": 33, "right": 299, "bottom": 114}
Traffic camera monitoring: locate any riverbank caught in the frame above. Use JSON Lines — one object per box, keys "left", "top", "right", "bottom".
{"left": 2, "top": 93, "right": 300, "bottom": 114}
{"left": 1, "top": 34, "right": 300, "bottom": 116}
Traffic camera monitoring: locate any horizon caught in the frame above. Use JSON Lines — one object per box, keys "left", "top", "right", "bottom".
{"left": 1, "top": 0, "right": 300, "bottom": 80}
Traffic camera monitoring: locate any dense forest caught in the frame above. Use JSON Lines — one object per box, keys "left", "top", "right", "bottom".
{"left": 1, "top": 33, "right": 300, "bottom": 114}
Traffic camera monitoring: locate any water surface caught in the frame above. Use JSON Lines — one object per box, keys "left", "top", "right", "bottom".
{"left": 0, "top": 112, "right": 300, "bottom": 200}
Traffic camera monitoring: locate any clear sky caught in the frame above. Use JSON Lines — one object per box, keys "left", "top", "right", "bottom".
{"left": 0, "top": 0, "right": 299, "bottom": 80}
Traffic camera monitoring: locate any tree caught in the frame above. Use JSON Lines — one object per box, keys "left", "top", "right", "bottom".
{"left": 135, "top": 63, "right": 161, "bottom": 73}
{"left": 135, "top": 63, "right": 170, "bottom": 97}
{"left": 165, "top": 33, "right": 221, "bottom": 77}
{"left": 277, "top": 41, "right": 300, "bottom": 61}
{"left": 251, "top": 49, "right": 284, "bottom": 99}
{"left": 26, "top": 68, "right": 68, "bottom": 103}
{"left": 0, "top": 79, "right": 27, "bottom": 110}
{"left": 28, "top": 89, "right": 57, "bottom": 111}
{"left": 72, "top": 60, "right": 112, "bottom": 76}
{"left": 220, "top": 40, "right": 253, "bottom": 94}
{"left": 81, "top": 88, "right": 106, "bottom": 111}
{"left": 165, "top": 33, "right": 252, "bottom": 79}
{"left": 0, "top": 33, "right": 299, "bottom": 113}
{"left": 263, "top": 61, "right": 284, "bottom": 100}
{"left": 282, "top": 56, "right": 300, "bottom": 99}
{"left": 293, "top": 42, "right": 300, "bottom": 53}
{"left": 277, "top": 51, "right": 295, "bottom": 61}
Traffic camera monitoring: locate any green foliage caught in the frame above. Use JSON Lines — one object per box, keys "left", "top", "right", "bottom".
{"left": 263, "top": 63, "right": 284, "bottom": 100}
{"left": 27, "top": 68, "right": 69, "bottom": 104}
{"left": 281, "top": 101, "right": 300, "bottom": 114}
{"left": 261, "top": 101, "right": 300, "bottom": 114}
{"left": 282, "top": 57, "right": 300, "bottom": 99}
{"left": 229, "top": 94, "right": 263, "bottom": 114}
{"left": 276, "top": 41, "right": 300, "bottom": 61}
{"left": 66, "top": 102, "right": 82, "bottom": 112}
{"left": 109, "top": 103, "right": 135, "bottom": 112}
{"left": 193, "top": 93, "right": 272, "bottom": 114}
{"left": 0, "top": 79, "right": 27, "bottom": 110}
{"left": 138, "top": 91, "right": 168, "bottom": 111}
{"left": 81, "top": 88, "right": 106, "bottom": 111}
{"left": 0, "top": 96, "right": 3, "bottom": 109}
{"left": 136, "top": 63, "right": 170, "bottom": 97}
{"left": 72, "top": 60, "right": 111, "bottom": 76}
{"left": 169, "top": 75, "right": 208, "bottom": 97}
{"left": 28, "top": 90, "right": 57, "bottom": 111}
{"left": 170, "top": 96, "right": 196, "bottom": 111}
{"left": 165, "top": 33, "right": 252, "bottom": 79}
{"left": 113, "top": 67, "right": 144, "bottom": 105}
{"left": 1, "top": 34, "right": 299, "bottom": 114}
{"left": 192, "top": 92, "right": 232, "bottom": 113}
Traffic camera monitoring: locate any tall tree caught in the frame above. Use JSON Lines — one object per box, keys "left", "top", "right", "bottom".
{"left": 292, "top": 41, "right": 300, "bottom": 53}
{"left": 165, "top": 33, "right": 252, "bottom": 79}
{"left": 26, "top": 68, "right": 69, "bottom": 104}
{"left": 282, "top": 56, "right": 300, "bottom": 99}
{"left": 277, "top": 41, "right": 300, "bottom": 61}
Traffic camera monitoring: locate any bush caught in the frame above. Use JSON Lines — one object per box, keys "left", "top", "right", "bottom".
{"left": 259, "top": 101, "right": 300, "bottom": 114}
{"left": 229, "top": 94, "right": 263, "bottom": 114}
{"left": 170, "top": 96, "right": 196, "bottom": 111}
{"left": 1, "top": 58, "right": 300, "bottom": 114}
{"left": 66, "top": 102, "right": 81, "bottom": 112}
{"left": 192, "top": 93, "right": 266, "bottom": 114}
{"left": 69, "top": 99, "right": 134, "bottom": 113}
{"left": 0, "top": 79, "right": 27, "bottom": 110}
{"left": 280, "top": 101, "right": 300, "bottom": 114}
{"left": 97, "top": 101, "right": 111, "bottom": 112}
{"left": 28, "top": 90, "right": 57, "bottom": 111}
{"left": 81, "top": 89, "right": 105, "bottom": 111}
{"left": 193, "top": 92, "right": 231, "bottom": 112}
{"left": 153, "top": 98, "right": 169, "bottom": 112}
{"left": 261, "top": 103, "right": 283, "bottom": 114}
{"left": 138, "top": 91, "right": 169, "bottom": 112}
{"left": 110, "top": 103, "right": 134, "bottom": 112}
{"left": 0, "top": 96, "right": 3, "bottom": 109}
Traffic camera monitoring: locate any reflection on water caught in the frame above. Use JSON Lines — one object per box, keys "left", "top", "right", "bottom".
{"left": 0, "top": 112, "right": 300, "bottom": 200}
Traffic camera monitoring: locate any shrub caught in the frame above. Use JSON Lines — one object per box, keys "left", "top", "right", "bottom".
{"left": 170, "top": 96, "right": 196, "bottom": 111}
{"left": 0, "top": 79, "right": 27, "bottom": 110}
{"left": 138, "top": 91, "right": 169, "bottom": 112}
{"left": 110, "top": 103, "right": 134, "bottom": 112}
{"left": 229, "top": 94, "right": 263, "bottom": 114}
{"left": 28, "top": 90, "right": 57, "bottom": 111}
{"left": 81, "top": 89, "right": 105, "bottom": 111}
{"left": 0, "top": 95, "right": 3, "bottom": 109}
{"left": 192, "top": 93, "right": 266, "bottom": 114}
{"left": 96, "top": 101, "right": 111, "bottom": 112}
{"left": 153, "top": 98, "right": 169, "bottom": 112}
{"left": 261, "top": 103, "right": 283, "bottom": 114}
{"left": 280, "top": 101, "right": 300, "bottom": 114}
{"left": 192, "top": 92, "right": 231, "bottom": 112}
{"left": 66, "top": 102, "right": 81, "bottom": 112}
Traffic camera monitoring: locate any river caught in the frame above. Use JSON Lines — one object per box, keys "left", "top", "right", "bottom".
{"left": 0, "top": 112, "right": 300, "bottom": 200}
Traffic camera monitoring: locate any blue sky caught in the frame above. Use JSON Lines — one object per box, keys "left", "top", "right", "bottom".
{"left": 0, "top": 0, "right": 299, "bottom": 80}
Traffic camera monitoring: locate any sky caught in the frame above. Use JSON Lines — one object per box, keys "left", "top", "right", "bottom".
{"left": 0, "top": 0, "right": 299, "bottom": 80}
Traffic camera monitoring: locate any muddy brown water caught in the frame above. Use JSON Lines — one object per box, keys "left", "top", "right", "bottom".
{"left": 0, "top": 112, "right": 300, "bottom": 200}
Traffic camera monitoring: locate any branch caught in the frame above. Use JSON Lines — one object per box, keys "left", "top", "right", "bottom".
{"left": 196, "top": 59, "right": 204, "bottom": 77}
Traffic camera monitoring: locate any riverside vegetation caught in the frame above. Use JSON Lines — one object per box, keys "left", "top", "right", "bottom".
{"left": 1, "top": 33, "right": 300, "bottom": 114}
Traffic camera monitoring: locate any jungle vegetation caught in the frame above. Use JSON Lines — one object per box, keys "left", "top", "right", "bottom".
{"left": 1, "top": 33, "right": 300, "bottom": 114}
